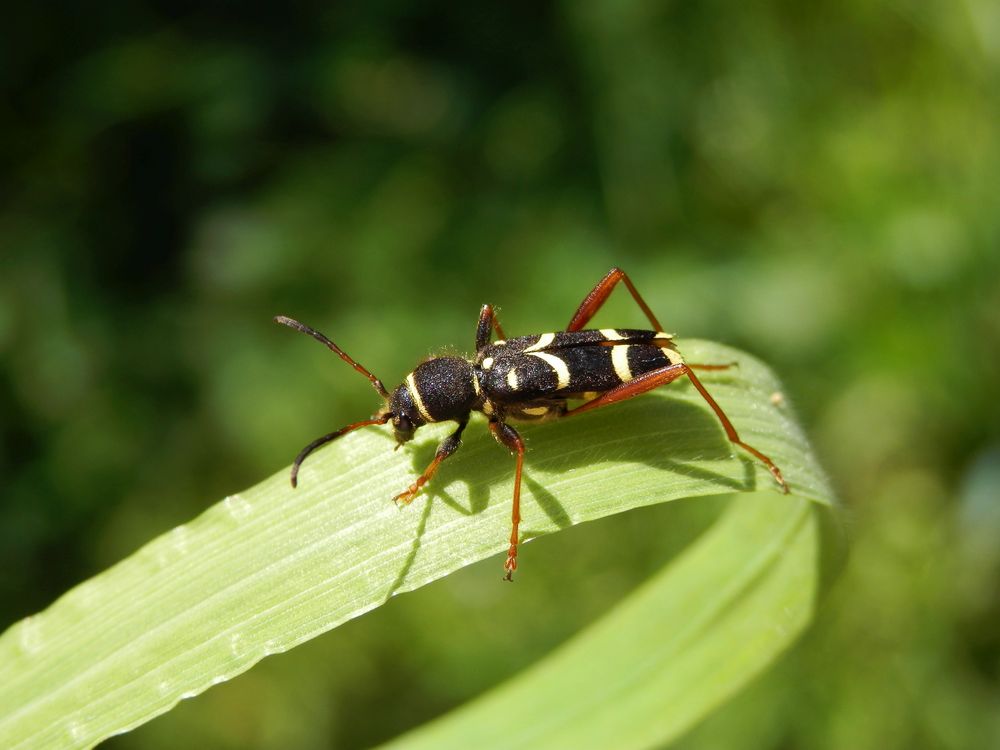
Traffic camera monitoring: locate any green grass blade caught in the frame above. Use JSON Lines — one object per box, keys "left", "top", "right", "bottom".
{"left": 382, "top": 494, "right": 818, "bottom": 750}
{"left": 0, "top": 341, "right": 833, "bottom": 749}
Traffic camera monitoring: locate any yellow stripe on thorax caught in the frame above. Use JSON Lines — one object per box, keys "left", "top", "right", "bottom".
{"left": 405, "top": 373, "right": 433, "bottom": 422}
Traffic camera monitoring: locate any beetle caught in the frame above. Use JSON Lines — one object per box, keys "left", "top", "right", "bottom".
{"left": 276, "top": 267, "right": 788, "bottom": 580}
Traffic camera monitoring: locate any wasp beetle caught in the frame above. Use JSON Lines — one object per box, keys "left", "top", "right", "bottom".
{"left": 276, "top": 268, "right": 788, "bottom": 580}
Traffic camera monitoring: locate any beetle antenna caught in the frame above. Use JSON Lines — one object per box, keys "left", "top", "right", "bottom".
{"left": 290, "top": 414, "right": 392, "bottom": 487}
{"left": 275, "top": 315, "right": 389, "bottom": 398}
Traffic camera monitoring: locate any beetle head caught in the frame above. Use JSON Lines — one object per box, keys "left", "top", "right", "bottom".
{"left": 385, "top": 383, "right": 427, "bottom": 447}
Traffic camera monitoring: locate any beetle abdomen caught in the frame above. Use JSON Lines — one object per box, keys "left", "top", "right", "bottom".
{"left": 480, "top": 329, "right": 682, "bottom": 402}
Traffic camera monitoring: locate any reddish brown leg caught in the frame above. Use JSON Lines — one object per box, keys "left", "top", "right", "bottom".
{"left": 682, "top": 368, "right": 788, "bottom": 492}
{"left": 489, "top": 421, "right": 525, "bottom": 580}
{"left": 393, "top": 420, "right": 468, "bottom": 505}
{"left": 567, "top": 267, "right": 664, "bottom": 332}
{"left": 475, "top": 304, "right": 508, "bottom": 351}
{"left": 290, "top": 414, "right": 391, "bottom": 487}
{"left": 566, "top": 364, "right": 788, "bottom": 493}
{"left": 565, "top": 364, "right": 688, "bottom": 416}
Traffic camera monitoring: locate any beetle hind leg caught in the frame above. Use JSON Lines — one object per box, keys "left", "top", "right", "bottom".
{"left": 567, "top": 267, "right": 664, "bottom": 332}
{"left": 564, "top": 364, "right": 789, "bottom": 493}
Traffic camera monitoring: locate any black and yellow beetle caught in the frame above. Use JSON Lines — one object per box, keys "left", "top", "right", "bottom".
{"left": 276, "top": 268, "right": 788, "bottom": 580}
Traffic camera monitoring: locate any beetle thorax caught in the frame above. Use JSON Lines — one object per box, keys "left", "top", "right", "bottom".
{"left": 389, "top": 356, "right": 479, "bottom": 434}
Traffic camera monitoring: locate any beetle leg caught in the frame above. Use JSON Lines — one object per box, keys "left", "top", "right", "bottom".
{"left": 393, "top": 419, "right": 468, "bottom": 505}
{"left": 567, "top": 267, "right": 664, "bottom": 332}
{"left": 489, "top": 420, "right": 525, "bottom": 580}
{"left": 565, "top": 364, "right": 788, "bottom": 493}
{"left": 475, "top": 304, "right": 509, "bottom": 352}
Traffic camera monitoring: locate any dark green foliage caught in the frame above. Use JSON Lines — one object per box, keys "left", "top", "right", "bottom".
{"left": 1, "top": 1, "right": 997, "bottom": 747}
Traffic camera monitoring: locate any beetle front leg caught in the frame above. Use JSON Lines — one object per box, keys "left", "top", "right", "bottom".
{"left": 393, "top": 419, "right": 468, "bottom": 505}
{"left": 489, "top": 420, "right": 525, "bottom": 580}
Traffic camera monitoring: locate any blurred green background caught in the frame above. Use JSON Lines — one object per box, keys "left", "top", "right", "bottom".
{"left": 2, "top": 1, "right": 998, "bottom": 748}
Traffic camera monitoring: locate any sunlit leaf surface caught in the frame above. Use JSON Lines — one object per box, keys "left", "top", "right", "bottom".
{"left": 0, "top": 341, "right": 833, "bottom": 749}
